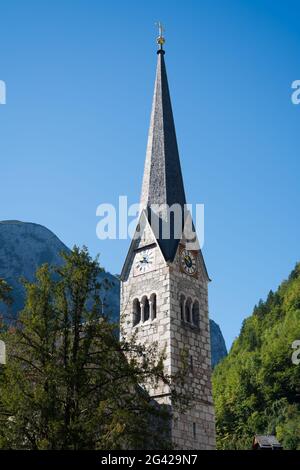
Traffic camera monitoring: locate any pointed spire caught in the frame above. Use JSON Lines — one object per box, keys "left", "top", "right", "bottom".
{"left": 140, "top": 37, "right": 186, "bottom": 218}
{"left": 139, "top": 31, "right": 187, "bottom": 261}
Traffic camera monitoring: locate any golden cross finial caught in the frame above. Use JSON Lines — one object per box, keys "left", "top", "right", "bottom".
{"left": 156, "top": 21, "right": 165, "bottom": 49}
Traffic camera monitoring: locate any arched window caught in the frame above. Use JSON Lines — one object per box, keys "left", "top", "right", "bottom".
{"left": 142, "top": 296, "right": 150, "bottom": 322}
{"left": 192, "top": 300, "right": 200, "bottom": 327}
{"left": 150, "top": 293, "right": 157, "bottom": 320}
{"left": 180, "top": 294, "right": 185, "bottom": 321}
{"left": 133, "top": 298, "right": 141, "bottom": 326}
{"left": 185, "top": 298, "right": 192, "bottom": 323}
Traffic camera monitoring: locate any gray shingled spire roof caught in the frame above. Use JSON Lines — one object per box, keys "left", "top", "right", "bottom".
{"left": 140, "top": 49, "right": 186, "bottom": 261}
{"left": 140, "top": 49, "right": 186, "bottom": 213}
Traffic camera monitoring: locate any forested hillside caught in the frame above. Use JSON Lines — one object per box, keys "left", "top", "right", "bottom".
{"left": 213, "top": 263, "right": 300, "bottom": 450}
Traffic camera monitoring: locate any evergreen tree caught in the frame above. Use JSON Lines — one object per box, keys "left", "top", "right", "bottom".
{"left": 0, "top": 247, "right": 177, "bottom": 450}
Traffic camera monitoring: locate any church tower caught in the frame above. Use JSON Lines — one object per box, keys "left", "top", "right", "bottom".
{"left": 120, "top": 29, "right": 216, "bottom": 450}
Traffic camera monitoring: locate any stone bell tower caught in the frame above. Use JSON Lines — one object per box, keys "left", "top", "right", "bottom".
{"left": 120, "top": 29, "right": 215, "bottom": 450}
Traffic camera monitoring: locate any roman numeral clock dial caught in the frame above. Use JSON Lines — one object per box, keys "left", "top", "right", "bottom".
{"left": 180, "top": 248, "right": 198, "bottom": 276}
{"left": 134, "top": 248, "right": 154, "bottom": 275}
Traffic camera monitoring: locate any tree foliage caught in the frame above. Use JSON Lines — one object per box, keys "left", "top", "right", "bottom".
{"left": 0, "top": 279, "right": 12, "bottom": 307}
{"left": 213, "top": 263, "right": 300, "bottom": 449}
{"left": 0, "top": 247, "right": 175, "bottom": 450}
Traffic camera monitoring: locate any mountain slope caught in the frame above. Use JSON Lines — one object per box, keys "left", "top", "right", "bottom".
{"left": 212, "top": 263, "right": 300, "bottom": 449}
{"left": 210, "top": 320, "right": 227, "bottom": 368}
{"left": 0, "top": 220, "right": 226, "bottom": 367}
{"left": 0, "top": 221, "right": 119, "bottom": 322}
{"left": 0, "top": 220, "right": 68, "bottom": 316}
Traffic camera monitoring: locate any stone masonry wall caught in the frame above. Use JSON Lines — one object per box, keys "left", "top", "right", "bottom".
{"left": 120, "top": 232, "right": 216, "bottom": 449}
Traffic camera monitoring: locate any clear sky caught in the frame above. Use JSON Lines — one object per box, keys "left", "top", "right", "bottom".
{"left": 1, "top": 0, "right": 299, "bottom": 349}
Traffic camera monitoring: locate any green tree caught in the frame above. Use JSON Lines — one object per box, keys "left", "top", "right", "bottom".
{"left": 213, "top": 262, "right": 300, "bottom": 450}
{"left": 0, "top": 279, "right": 12, "bottom": 308}
{"left": 0, "top": 247, "right": 176, "bottom": 450}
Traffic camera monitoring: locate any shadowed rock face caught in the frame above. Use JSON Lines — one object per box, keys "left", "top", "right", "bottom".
{"left": 0, "top": 220, "right": 68, "bottom": 317}
{"left": 0, "top": 221, "right": 119, "bottom": 322}
{"left": 0, "top": 220, "right": 226, "bottom": 366}
{"left": 210, "top": 319, "right": 227, "bottom": 368}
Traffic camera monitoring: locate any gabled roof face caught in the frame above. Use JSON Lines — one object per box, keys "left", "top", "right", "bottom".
{"left": 140, "top": 50, "right": 186, "bottom": 217}
{"left": 120, "top": 210, "right": 166, "bottom": 281}
{"left": 254, "top": 435, "right": 282, "bottom": 447}
{"left": 252, "top": 435, "right": 283, "bottom": 450}
{"left": 174, "top": 213, "right": 210, "bottom": 283}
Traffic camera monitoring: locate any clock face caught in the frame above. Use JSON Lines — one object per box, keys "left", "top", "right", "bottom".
{"left": 134, "top": 248, "right": 154, "bottom": 275}
{"left": 180, "top": 249, "right": 197, "bottom": 276}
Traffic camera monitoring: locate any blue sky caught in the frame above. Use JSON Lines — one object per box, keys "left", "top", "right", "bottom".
{"left": 1, "top": 0, "right": 300, "bottom": 349}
